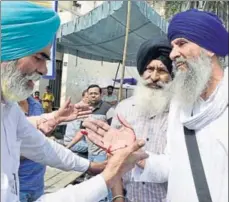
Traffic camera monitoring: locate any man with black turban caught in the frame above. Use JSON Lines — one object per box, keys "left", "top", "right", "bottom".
{"left": 1, "top": 2, "right": 148, "bottom": 202}
{"left": 109, "top": 37, "right": 173, "bottom": 202}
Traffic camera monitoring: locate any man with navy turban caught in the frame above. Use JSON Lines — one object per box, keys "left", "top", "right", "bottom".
{"left": 130, "top": 9, "right": 228, "bottom": 202}
{"left": 1, "top": 2, "right": 147, "bottom": 202}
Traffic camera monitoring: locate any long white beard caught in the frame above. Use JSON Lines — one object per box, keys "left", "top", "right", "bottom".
{"left": 171, "top": 52, "right": 212, "bottom": 108}
{"left": 1, "top": 60, "right": 41, "bottom": 102}
{"left": 134, "top": 78, "right": 172, "bottom": 116}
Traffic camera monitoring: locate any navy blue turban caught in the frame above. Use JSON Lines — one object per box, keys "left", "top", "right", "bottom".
{"left": 136, "top": 37, "right": 172, "bottom": 76}
{"left": 168, "top": 9, "right": 229, "bottom": 57}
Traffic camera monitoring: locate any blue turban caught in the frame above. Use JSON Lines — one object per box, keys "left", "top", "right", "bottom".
{"left": 1, "top": 1, "right": 60, "bottom": 61}
{"left": 168, "top": 9, "right": 229, "bottom": 57}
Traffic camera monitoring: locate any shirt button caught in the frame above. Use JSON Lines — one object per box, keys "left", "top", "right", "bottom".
{"left": 146, "top": 138, "right": 149, "bottom": 141}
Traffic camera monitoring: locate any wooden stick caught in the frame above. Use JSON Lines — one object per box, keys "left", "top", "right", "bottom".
{"left": 118, "top": 1, "right": 131, "bottom": 102}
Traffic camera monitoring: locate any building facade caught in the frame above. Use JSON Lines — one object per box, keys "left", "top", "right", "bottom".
{"left": 37, "top": 1, "right": 139, "bottom": 107}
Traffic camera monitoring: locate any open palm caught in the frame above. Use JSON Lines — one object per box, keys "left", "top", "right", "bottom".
{"left": 83, "top": 115, "right": 136, "bottom": 154}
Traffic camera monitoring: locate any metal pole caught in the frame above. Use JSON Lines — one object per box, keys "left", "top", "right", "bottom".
{"left": 118, "top": 1, "right": 131, "bottom": 102}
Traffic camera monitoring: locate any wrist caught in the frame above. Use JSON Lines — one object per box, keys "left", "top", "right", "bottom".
{"left": 53, "top": 111, "right": 62, "bottom": 124}
{"left": 101, "top": 170, "right": 116, "bottom": 189}
{"left": 111, "top": 195, "right": 125, "bottom": 202}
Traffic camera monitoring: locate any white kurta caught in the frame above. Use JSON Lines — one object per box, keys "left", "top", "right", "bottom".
{"left": 133, "top": 70, "right": 228, "bottom": 202}
{"left": 1, "top": 102, "right": 108, "bottom": 202}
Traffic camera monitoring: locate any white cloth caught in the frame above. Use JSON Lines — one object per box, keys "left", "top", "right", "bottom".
{"left": 133, "top": 69, "right": 228, "bottom": 202}
{"left": 1, "top": 102, "right": 108, "bottom": 202}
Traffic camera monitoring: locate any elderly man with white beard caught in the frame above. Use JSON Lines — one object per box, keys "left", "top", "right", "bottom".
{"left": 83, "top": 9, "right": 228, "bottom": 202}
{"left": 110, "top": 37, "right": 173, "bottom": 202}
{"left": 1, "top": 2, "right": 148, "bottom": 202}
{"left": 132, "top": 9, "right": 228, "bottom": 202}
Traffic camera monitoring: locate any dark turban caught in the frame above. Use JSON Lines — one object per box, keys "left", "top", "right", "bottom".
{"left": 136, "top": 37, "right": 172, "bottom": 76}
{"left": 168, "top": 9, "right": 229, "bottom": 57}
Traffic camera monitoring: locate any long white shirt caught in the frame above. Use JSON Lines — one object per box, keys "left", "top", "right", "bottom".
{"left": 133, "top": 71, "right": 228, "bottom": 202}
{"left": 1, "top": 102, "right": 108, "bottom": 202}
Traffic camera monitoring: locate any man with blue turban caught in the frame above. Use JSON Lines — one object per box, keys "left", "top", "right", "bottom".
{"left": 130, "top": 9, "right": 228, "bottom": 202}
{"left": 1, "top": 2, "right": 147, "bottom": 202}
{"left": 82, "top": 9, "right": 228, "bottom": 202}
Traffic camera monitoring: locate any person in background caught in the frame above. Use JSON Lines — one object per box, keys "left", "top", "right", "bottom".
{"left": 111, "top": 37, "right": 173, "bottom": 202}
{"left": 34, "top": 91, "right": 42, "bottom": 103}
{"left": 66, "top": 84, "right": 115, "bottom": 202}
{"left": 1, "top": 2, "right": 148, "bottom": 202}
{"left": 42, "top": 86, "right": 54, "bottom": 113}
{"left": 102, "top": 85, "right": 118, "bottom": 106}
{"left": 64, "top": 90, "right": 89, "bottom": 155}
{"left": 66, "top": 84, "right": 115, "bottom": 162}
{"left": 18, "top": 96, "right": 45, "bottom": 202}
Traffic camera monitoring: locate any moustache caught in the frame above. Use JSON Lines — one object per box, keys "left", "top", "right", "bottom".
{"left": 142, "top": 80, "right": 167, "bottom": 89}
{"left": 24, "top": 72, "right": 42, "bottom": 82}
{"left": 173, "top": 57, "right": 187, "bottom": 69}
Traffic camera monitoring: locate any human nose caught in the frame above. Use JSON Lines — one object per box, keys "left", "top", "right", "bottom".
{"left": 170, "top": 46, "right": 181, "bottom": 61}
{"left": 150, "top": 70, "right": 159, "bottom": 82}
{"left": 37, "top": 61, "right": 48, "bottom": 75}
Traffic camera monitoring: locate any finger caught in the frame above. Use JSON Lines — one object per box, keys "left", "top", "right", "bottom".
{"left": 86, "top": 129, "right": 106, "bottom": 150}
{"left": 83, "top": 120, "right": 104, "bottom": 136}
{"left": 77, "top": 110, "right": 92, "bottom": 116}
{"left": 63, "top": 97, "right": 71, "bottom": 108}
{"left": 89, "top": 119, "right": 110, "bottom": 131}
{"left": 76, "top": 115, "right": 90, "bottom": 119}
{"left": 117, "top": 114, "right": 133, "bottom": 130}
{"left": 83, "top": 120, "right": 109, "bottom": 135}
{"left": 74, "top": 103, "right": 92, "bottom": 111}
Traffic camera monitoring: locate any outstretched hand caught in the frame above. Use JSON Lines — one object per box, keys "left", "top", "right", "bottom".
{"left": 82, "top": 115, "right": 136, "bottom": 153}
{"left": 55, "top": 97, "right": 92, "bottom": 123}
{"left": 102, "top": 140, "right": 148, "bottom": 188}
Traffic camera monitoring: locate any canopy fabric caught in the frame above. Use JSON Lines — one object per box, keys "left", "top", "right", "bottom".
{"left": 56, "top": 1, "right": 168, "bottom": 66}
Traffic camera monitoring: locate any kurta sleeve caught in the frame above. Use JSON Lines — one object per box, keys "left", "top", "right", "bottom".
{"left": 16, "top": 105, "right": 90, "bottom": 173}
{"left": 132, "top": 147, "right": 170, "bottom": 183}
{"left": 36, "top": 174, "right": 108, "bottom": 202}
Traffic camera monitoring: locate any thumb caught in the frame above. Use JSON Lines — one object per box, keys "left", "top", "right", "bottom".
{"left": 117, "top": 114, "right": 132, "bottom": 129}
{"left": 128, "top": 139, "right": 145, "bottom": 153}
{"left": 133, "top": 150, "right": 149, "bottom": 162}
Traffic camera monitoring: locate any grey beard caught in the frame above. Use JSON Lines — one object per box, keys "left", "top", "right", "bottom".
{"left": 171, "top": 52, "right": 212, "bottom": 108}
{"left": 1, "top": 60, "right": 41, "bottom": 102}
{"left": 134, "top": 79, "right": 172, "bottom": 116}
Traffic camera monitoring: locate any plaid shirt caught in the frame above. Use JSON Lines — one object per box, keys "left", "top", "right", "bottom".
{"left": 111, "top": 96, "right": 168, "bottom": 202}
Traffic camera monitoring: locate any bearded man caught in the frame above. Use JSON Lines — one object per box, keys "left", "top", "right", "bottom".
{"left": 1, "top": 2, "right": 148, "bottom": 202}
{"left": 111, "top": 37, "right": 173, "bottom": 202}
{"left": 83, "top": 9, "right": 228, "bottom": 202}
{"left": 131, "top": 9, "right": 228, "bottom": 202}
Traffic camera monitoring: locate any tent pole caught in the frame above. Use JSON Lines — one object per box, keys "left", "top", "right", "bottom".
{"left": 118, "top": 1, "right": 131, "bottom": 102}
{"left": 113, "top": 61, "right": 121, "bottom": 87}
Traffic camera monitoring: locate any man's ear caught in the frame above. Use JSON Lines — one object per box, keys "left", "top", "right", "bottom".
{"left": 205, "top": 50, "right": 215, "bottom": 58}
